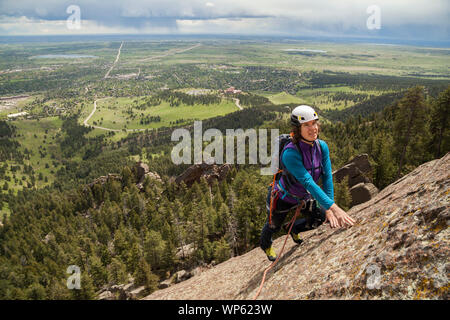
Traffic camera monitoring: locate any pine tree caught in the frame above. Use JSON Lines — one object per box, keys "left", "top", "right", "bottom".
{"left": 47, "top": 278, "right": 71, "bottom": 300}
{"left": 169, "top": 199, "right": 185, "bottom": 252}
{"left": 72, "top": 273, "right": 96, "bottom": 300}
{"left": 143, "top": 230, "right": 165, "bottom": 271}
{"left": 199, "top": 177, "right": 211, "bottom": 205}
{"left": 126, "top": 242, "right": 142, "bottom": 275}
{"left": 107, "top": 258, "right": 128, "bottom": 285}
{"left": 203, "top": 239, "right": 214, "bottom": 262}
{"left": 194, "top": 199, "right": 209, "bottom": 254}
{"left": 133, "top": 258, "right": 159, "bottom": 292}
{"left": 233, "top": 178, "right": 259, "bottom": 252}
{"left": 334, "top": 176, "right": 352, "bottom": 211}
{"left": 372, "top": 133, "right": 396, "bottom": 189}
{"left": 213, "top": 237, "right": 231, "bottom": 263}
{"left": 211, "top": 181, "right": 223, "bottom": 212}
{"left": 429, "top": 86, "right": 450, "bottom": 158}
{"left": 97, "top": 223, "right": 111, "bottom": 246}
{"left": 106, "top": 179, "right": 122, "bottom": 203}
{"left": 206, "top": 206, "right": 218, "bottom": 236}
{"left": 92, "top": 183, "right": 103, "bottom": 205}
{"left": 341, "top": 142, "right": 355, "bottom": 164}
{"left": 225, "top": 189, "right": 239, "bottom": 256}
{"left": 99, "top": 244, "right": 112, "bottom": 267}
{"left": 121, "top": 166, "right": 134, "bottom": 189}
{"left": 393, "top": 86, "right": 428, "bottom": 179}
{"left": 161, "top": 239, "right": 177, "bottom": 272}
{"left": 113, "top": 223, "right": 128, "bottom": 257}
{"left": 178, "top": 181, "right": 189, "bottom": 202}
{"left": 84, "top": 187, "right": 95, "bottom": 209}
{"left": 191, "top": 181, "right": 203, "bottom": 203}
{"left": 26, "top": 283, "right": 47, "bottom": 300}
{"left": 217, "top": 202, "right": 230, "bottom": 234}
{"left": 89, "top": 255, "right": 108, "bottom": 288}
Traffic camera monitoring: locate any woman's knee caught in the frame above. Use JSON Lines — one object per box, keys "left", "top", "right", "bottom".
{"left": 268, "top": 223, "right": 281, "bottom": 232}
{"left": 311, "top": 207, "right": 326, "bottom": 228}
{"left": 261, "top": 222, "right": 281, "bottom": 235}
{"left": 317, "top": 206, "right": 326, "bottom": 222}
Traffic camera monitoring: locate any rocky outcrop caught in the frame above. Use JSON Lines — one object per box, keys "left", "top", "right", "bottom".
{"left": 144, "top": 153, "right": 450, "bottom": 300}
{"left": 135, "top": 161, "right": 162, "bottom": 190}
{"left": 333, "top": 154, "right": 379, "bottom": 206}
{"left": 176, "top": 243, "right": 195, "bottom": 260}
{"left": 157, "top": 264, "right": 214, "bottom": 290}
{"left": 86, "top": 173, "right": 121, "bottom": 189}
{"left": 175, "top": 162, "right": 233, "bottom": 186}
{"left": 97, "top": 281, "right": 148, "bottom": 300}
{"left": 42, "top": 233, "right": 55, "bottom": 244}
{"left": 333, "top": 154, "right": 372, "bottom": 187}
{"left": 350, "top": 182, "right": 379, "bottom": 206}
{"left": 135, "top": 162, "right": 150, "bottom": 182}
{"left": 85, "top": 162, "right": 161, "bottom": 192}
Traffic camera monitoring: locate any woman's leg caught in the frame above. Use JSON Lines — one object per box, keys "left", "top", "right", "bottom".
{"left": 292, "top": 201, "right": 326, "bottom": 233}
{"left": 260, "top": 211, "right": 287, "bottom": 250}
{"left": 260, "top": 186, "right": 294, "bottom": 250}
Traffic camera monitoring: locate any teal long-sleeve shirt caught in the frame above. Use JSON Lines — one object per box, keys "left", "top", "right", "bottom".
{"left": 281, "top": 140, "right": 335, "bottom": 210}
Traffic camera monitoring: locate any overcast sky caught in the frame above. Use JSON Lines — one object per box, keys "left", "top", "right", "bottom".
{"left": 0, "top": 0, "right": 448, "bottom": 41}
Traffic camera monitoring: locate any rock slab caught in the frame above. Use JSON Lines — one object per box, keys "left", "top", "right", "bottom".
{"left": 144, "top": 153, "right": 450, "bottom": 300}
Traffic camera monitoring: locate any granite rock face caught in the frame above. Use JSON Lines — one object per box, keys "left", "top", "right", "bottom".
{"left": 144, "top": 153, "right": 450, "bottom": 300}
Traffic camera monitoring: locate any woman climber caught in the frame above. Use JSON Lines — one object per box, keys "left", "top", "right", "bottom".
{"left": 260, "top": 105, "right": 356, "bottom": 261}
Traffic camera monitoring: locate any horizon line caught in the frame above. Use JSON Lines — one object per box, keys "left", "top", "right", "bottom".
{"left": 1, "top": 33, "right": 449, "bottom": 48}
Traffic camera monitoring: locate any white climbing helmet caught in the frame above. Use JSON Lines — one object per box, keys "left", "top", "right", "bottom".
{"left": 290, "top": 105, "right": 319, "bottom": 126}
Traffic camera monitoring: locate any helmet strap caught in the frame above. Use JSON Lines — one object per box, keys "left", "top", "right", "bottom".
{"left": 300, "top": 137, "right": 315, "bottom": 144}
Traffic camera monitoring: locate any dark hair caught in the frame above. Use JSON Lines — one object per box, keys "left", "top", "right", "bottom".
{"left": 290, "top": 121, "right": 320, "bottom": 144}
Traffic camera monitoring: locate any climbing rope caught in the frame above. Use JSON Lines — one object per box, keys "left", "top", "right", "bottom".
{"left": 253, "top": 201, "right": 305, "bottom": 300}
{"left": 269, "top": 169, "right": 282, "bottom": 226}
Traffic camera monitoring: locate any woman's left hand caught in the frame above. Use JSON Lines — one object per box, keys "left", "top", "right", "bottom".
{"left": 324, "top": 209, "right": 340, "bottom": 228}
{"left": 331, "top": 204, "right": 356, "bottom": 227}
{"left": 325, "top": 204, "right": 356, "bottom": 228}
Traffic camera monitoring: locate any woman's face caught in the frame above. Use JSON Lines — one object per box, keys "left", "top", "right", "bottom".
{"left": 300, "top": 120, "right": 319, "bottom": 141}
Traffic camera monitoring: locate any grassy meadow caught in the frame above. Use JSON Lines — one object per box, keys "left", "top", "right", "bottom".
{"left": 4, "top": 117, "right": 63, "bottom": 194}
{"left": 86, "top": 96, "right": 239, "bottom": 130}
